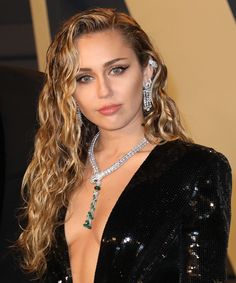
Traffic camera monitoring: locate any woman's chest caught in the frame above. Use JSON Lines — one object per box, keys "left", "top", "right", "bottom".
{"left": 65, "top": 160, "right": 145, "bottom": 247}
{"left": 50, "top": 146, "right": 197, "bottom": 282}
{"left": 64, "top": 159, "right": 152, "bottom": 282}
{"left": 65, "top": 175, "right": 190, "bottom": 283}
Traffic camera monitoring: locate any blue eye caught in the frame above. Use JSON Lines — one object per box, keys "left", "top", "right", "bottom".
{"left": 110, "top": 66, "right": 129, "bottom": 75}
{"left": 76, "top": 75, "right": 93, "bottom": 84}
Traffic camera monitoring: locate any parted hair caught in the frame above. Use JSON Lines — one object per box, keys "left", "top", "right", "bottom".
{"left": 17, "top": 8, "right": 191, "bottom": 277}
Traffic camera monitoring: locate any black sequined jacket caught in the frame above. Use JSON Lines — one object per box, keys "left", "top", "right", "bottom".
{"left": 43, "top": 140, "right": 232, "bottom": 283}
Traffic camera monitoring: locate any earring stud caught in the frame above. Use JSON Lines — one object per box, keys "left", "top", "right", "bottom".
{"left": 148, "top": 57, "right": 157, "bottom": 68}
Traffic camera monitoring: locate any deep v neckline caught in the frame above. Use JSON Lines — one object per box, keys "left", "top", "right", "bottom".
{"left": 62, "top": 143, "right": 161, "bottom": 282}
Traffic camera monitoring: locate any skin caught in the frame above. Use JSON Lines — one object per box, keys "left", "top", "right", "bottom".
{"left": 65, "top": 29, "right": 155, "bottom": 283}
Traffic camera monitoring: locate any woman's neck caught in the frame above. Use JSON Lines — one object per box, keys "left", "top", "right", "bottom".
{"left": 95, "top": 127, "right": 146, "bottom": 156}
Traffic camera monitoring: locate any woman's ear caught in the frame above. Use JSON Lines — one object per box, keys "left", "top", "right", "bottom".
{"left": 143, "top": 57, "right": 157, "bottom": 83}
{"left": 143, "top": 64, "right": 153, "bottom": 83}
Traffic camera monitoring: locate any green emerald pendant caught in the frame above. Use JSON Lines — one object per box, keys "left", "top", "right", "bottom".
{"left": 83, "top": 185, "right": 101, "bottom": 229}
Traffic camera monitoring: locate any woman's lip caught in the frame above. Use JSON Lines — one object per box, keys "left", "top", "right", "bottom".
{"left": 98, "top": 104, "right": 122, "bottom": 115}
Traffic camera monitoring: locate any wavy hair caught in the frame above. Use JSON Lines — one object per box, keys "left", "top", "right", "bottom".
{"left": 17, "top": 8, "right": 192, "bottom": 277}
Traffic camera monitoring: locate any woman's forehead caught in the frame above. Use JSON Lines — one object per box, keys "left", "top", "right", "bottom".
{"left": 75, "top": 30, "right": 136, "bottom": 67}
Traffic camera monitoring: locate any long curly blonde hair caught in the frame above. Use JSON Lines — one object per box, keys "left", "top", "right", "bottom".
{"left": 17, "top": 8, "right": 192, "bottom": 277}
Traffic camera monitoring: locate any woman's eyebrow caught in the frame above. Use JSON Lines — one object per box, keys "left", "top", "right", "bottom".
{"left": 79, "top": 57, "right": 128, "bottom": 72}
{"left": 104, "top": 57, "right": 128, "bottom": 67}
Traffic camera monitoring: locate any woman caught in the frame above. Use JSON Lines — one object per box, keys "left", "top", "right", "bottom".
{"left": 18, "top": 8, "right": 231, "bottom": 283}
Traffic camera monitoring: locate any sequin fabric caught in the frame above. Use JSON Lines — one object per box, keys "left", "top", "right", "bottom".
{"left": 43, "top": 140, "right": 232, "bottom": 283}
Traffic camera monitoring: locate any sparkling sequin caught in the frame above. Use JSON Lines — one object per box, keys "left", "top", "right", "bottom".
{"left": 43, "top": 140, "right": 231, "bottom": 283}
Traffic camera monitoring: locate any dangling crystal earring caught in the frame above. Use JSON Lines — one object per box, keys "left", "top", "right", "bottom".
{"left": 77, "top": 107, "right": 83, "bottom": 125}
{"left": 143, "top": 78, "right": 152, "bottom": 112}
{"left": 142, "top": 57, "right": 158, "bottom": 112}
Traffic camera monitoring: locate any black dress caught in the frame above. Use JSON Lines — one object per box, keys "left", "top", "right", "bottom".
{"left": 43, "top": 140, "right": 232, "bottom": 283}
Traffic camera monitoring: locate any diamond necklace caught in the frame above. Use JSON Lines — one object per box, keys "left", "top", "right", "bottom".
{"left": 83, "top": 132, "right": 149, "bottom": 229}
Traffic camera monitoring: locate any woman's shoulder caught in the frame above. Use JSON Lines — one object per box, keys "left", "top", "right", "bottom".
{"left": 146, "top": 139, "right": 232, "bottom": 190}
{"left": 156, "top": 139, "right": 231, "bottom": 171}
{"left": 154, "top": 139, "right": 232, "bottom": 213}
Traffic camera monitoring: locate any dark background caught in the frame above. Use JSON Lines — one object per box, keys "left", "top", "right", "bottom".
{"left": 0, "top": 0, "right": 129, "bottom": 69}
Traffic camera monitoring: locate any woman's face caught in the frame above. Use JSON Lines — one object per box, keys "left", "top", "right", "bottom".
{"left": 74, "top": 29, "right": 151, "bottom": 132}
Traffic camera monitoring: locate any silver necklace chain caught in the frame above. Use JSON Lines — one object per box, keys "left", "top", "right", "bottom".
{"left": 83, "top": 132, "right": 149, "bottom": 229}
{"left": 89, "top": 132, "right": 149, "bottom": 185}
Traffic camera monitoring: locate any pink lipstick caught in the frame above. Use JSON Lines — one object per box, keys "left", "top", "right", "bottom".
{"left": 98, "top": 104, "right": 121, "bottom": 115}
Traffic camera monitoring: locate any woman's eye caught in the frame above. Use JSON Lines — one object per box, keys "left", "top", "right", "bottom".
{"left": 110, "top": 66, "right": 129, "bottom": 75}
{"left": 76, "top": 75, "right": 93, "bottom": 84}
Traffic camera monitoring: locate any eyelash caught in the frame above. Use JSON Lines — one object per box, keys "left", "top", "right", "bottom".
{"left": 76, "top": 75, "right": 92, "bottom": 83}
{"left": 76, "top": 65, "right": 129, "bottom": 84}
{"left": 110, "top": 65, "right": 129, "bottom": 75}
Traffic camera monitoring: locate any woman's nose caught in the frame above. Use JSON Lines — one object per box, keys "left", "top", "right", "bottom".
{"left": 96, "top": 76, "right": 112, "bottom": 98}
